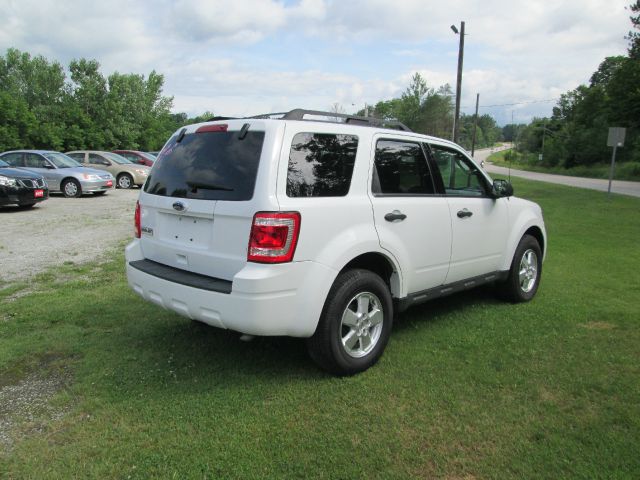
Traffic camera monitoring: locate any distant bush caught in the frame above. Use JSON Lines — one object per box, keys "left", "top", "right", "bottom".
{"left": 617, "top": 162, "right": 640, "bottom": 178}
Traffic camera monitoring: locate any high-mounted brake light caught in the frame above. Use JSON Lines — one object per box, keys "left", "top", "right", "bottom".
{"left": 248, "top": 212, "right": 301, "bottom": 263}
{"left": 196, "top": 124, "right": 228, "bottom": 133}
{"left": 134, "top": 201, "right": 141, "bottom": 238}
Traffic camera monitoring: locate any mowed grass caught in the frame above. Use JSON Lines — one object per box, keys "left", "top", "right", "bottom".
{"left": 1, "top": 179, "right": 639, "bottom": 479}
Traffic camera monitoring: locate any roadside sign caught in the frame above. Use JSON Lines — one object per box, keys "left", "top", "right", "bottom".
{"left": 607, "top": 127, "right": 626, "bottom": 147}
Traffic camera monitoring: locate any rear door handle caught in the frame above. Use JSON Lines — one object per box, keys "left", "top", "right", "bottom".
{"left": 457, "top": 208, "right": 473, "bottom": 218}
{"left": 385, "top": 210, "right": 407, "bottom": 222}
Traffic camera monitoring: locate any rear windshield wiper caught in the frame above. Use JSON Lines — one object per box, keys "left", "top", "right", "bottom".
{"left": 186, "top": 181, "right": 234, "bottom": 192}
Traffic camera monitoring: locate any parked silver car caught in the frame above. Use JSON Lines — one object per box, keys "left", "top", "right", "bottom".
{"left": 0, "top": 150, "right": 114, "bottom": 198}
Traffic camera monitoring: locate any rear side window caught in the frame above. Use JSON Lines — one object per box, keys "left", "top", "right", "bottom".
{"left": 145, "top": 129, "right": 265, "bottom": 201}
{"left": 287, "top": 133, "right": 358, "bottom": 197}
{"left": 372, "top": 140, "right": 435, "bottom": 195}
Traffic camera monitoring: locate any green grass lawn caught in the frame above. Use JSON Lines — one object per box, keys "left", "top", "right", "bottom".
{"left": 1, "top": 179, "right": 639, "bottom": 479}
{"left": 488, "top": 150, "right": 640, "bottom": 182}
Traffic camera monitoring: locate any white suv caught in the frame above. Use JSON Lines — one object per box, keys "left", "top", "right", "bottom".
{"left": 126, "top": 109, "right": 546, "bottom": 375}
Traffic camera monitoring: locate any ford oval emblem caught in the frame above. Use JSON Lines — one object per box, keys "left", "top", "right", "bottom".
{"left": 172, "top": 201, "right": 186, "bottom": 212}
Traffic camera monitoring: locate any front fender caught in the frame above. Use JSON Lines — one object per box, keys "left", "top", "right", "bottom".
{"left": 501, "top": 202, "right": 547, "bottom": 270}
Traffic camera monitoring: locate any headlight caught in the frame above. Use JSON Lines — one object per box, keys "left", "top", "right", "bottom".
{"left": 0, "top": 175, "right": 18, "bottom": 187}
{"left": 82, "top": 174, "right": 100, "bottom": 180}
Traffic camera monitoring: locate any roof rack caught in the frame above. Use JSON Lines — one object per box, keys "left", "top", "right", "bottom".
{"left": 247, "top": 109, "right": 412, "bottom": 132}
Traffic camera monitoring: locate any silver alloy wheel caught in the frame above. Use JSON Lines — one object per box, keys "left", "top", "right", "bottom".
{"left": 518, "top": 248, "right": 538, "bottom": 293}
{"left": 340, "top": 292, "right": 384, "bottom": 358}
{"left": 118, "top": 174, "right": 132, "bottom": 189}
{"left": 64, "top": 181, "right": 78, "bottom": 197}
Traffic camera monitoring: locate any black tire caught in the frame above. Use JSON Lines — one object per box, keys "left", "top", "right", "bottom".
{"left": 306, "top": 269, "right": 393, "bottom": 376}
{"left": 61, "top": 178, "right": 82, "bottom": 198}
{"left": 497, "top": 234, "right": 542, "bottom": 302}
{"left": 117, "top": 173, "right": 133, "bottom": 189}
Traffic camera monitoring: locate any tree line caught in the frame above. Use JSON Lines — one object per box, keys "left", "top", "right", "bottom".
{"left": 0, "top": 49, "right": 202, "bottom": 152}
{"left": 507, "top": 1, "right": 640, "bottom": 170}
{"left": 355, "top": 73, "right": 502, "bottom": 151}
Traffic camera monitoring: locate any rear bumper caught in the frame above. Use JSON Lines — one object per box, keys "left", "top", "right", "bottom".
{"left": 125, "top": 240, "right": 336, "bottom": 337}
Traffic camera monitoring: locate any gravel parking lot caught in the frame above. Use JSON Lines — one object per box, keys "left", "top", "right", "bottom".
{"left": 0, "top": 189, "right": 139, "bottom": 285}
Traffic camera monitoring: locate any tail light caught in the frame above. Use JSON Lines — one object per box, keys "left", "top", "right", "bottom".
{"left": 134, "top": 201, "right": 141, "bottom": 238}
{"left": 248, "top": 212, "right": 301, "bottom": 263}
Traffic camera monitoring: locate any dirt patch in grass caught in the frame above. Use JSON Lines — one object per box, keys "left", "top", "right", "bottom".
{"left": 0, "top": 352, "right": 75, "bottom": 454}
{"left": 579, "top": 321, "right": 616, "bottom": 330}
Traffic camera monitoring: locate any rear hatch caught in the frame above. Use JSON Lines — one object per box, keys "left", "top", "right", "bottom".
{"left": 137, "top": 121, "right": 279, "bottom": 281}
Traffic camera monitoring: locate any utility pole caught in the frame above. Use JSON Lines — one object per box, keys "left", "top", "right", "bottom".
{"left": 452, "top": 21, "right": 465, "bottom": 144}
{"left": 471, "top": 93, "right": 479, "bottom": 157}
{"left": 540, "top": 119, "right": 546, "bottom": 164}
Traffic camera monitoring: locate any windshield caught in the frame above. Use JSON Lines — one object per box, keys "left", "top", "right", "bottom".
{"left": 105, "top": 152, "right": 133, "bottom": 164}
{"left": 140, "top": 152, "right": 156, "bottom": 162}
{"left": 0, "top": 159, "right": 9, "bottom": 167}
{"left": 43, "top": 152, "right": 82, "bottom": 168}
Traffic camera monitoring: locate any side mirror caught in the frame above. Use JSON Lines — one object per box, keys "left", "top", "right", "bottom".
{"left": 101, "top": 160, "right": 111, "bottom": 166}
{"left": 43, "top": 163, "right": 55, "bottom": 169}
{"left": 492, "top": 179, "right": 513, "bottom": 198}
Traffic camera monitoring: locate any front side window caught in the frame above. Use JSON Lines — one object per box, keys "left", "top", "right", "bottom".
{"left": 429, "top": 144, "right": 487, "bottom": 197}
{"left": 372, "top": 140, "right": 435, "bottom": 195}
{"left": 88, "top": 153, "right": 105, "bottom": 165}
{"left": 25, "top": 153, "right": 46, "bottom": 168}
{"left": 287, "top": 133, "right": 358, "bottom": 197}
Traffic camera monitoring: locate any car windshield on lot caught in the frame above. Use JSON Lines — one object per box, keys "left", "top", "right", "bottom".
{"left": 144, "top": 129, "right": 265, "bottom": 201}
{"left": 43, "top": 152, "right": 82, "bottom": 168}
{"left": 105, "top": 152, "right": 133, "bottom": 165}
{"left": 140, "top": 152, "right": 156, "bottom": 162}
{"left": 0, "top": 159, "right": 9, "bottom": 167}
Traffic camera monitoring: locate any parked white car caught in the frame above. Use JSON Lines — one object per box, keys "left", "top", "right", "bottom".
{"left": 126, "top": 109, "right": 546, "bottom": 375}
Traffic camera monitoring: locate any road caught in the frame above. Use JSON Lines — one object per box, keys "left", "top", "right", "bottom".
{"left": 473, "top": 146, "right": 640, "bottom": 198}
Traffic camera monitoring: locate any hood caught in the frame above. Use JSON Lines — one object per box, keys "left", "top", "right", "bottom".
{"left": 0, "top": 166, "right": 44, "bottom": 179}
{"left": 64, "top": 166, "right": 114, "bottom": 177}
{"left": 121, "top": 164, "right": 150, "bottom": 172}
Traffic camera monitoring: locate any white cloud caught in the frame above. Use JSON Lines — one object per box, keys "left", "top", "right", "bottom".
{"left": 0, "top": 0, "right": 633, "bottom": 124}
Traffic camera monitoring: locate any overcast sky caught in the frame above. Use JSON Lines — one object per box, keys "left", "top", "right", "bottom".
{"left": 0, "top": 0, "right": 632, "bottom": 125}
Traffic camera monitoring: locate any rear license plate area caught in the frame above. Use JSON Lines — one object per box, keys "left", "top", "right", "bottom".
{"left": 158, "top": 213, "right": 212, "bottom": 248}
{"left": 34, "top": 189, "right": 44, "bottom": 198}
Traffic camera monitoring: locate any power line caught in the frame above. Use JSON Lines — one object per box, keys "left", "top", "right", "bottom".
{"left": 464, "top": 98, "right": 558, "bottom": 109}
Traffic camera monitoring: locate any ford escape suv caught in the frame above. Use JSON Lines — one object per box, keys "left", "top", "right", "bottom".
{"left": 126, "top": 109, "right": 546, "bottom": 375}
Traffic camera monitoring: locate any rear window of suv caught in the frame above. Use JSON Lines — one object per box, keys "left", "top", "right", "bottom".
{"left": 145, "top": 129, "right": 265, "bottom": 201}
{"left": 287, "top": 133, "right": 358, "bottom": 197}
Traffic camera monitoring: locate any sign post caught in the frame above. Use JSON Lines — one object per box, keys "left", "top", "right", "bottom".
{"left": 607, "top": 127, "right": 626, "bottom": 196}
